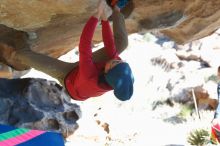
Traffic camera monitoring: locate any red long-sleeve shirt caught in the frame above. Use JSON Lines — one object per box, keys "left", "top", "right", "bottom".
{"left": 64, "top": 16, "right": 120, "bottom": 100}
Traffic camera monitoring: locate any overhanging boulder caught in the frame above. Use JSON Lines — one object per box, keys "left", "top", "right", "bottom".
{"left": 0, "top": 0, "right": 219, "bottom": 58}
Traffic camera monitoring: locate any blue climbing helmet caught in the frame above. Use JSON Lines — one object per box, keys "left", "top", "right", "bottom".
{"left": 105, "top": 62, "right": 134, "bottom": 101}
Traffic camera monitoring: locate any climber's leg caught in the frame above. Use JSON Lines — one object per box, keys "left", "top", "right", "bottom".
{"left": 15, "top": 49, "right": 77, "bottom": 85}
{"left": 0, "top": 43, "right": 76, "bottom": 85}
{"left": 112, "top": 7, "right": 128, "bottom": 54}
{"left": 92, "top": 7, "right": 128, "bottom": 62}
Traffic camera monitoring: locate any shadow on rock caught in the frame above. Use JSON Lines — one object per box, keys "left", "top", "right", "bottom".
{"left": 0, "top": 78, "right": 81, "bottom": 138}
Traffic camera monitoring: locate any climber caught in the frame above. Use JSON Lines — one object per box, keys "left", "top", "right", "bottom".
{"left": 0, "top": 0, "right": 134, "bottom": 101}
{"left": 210, "top": 66, "right": 220, "bottom": 144}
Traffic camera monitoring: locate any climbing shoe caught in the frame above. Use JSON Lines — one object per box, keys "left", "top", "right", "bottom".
{"left": 107, "top": 0, "right": 129, "bottom": 9}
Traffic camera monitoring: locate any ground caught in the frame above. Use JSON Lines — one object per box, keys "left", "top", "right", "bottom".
{"left": 22, "top": 32, "right": 217, "bottom": 146}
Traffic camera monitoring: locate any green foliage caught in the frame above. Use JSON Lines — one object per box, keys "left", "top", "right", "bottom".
{"left": 206, "top": 74, "right": 218, "bottom": 83}
{"left": 178, "top": 104, "right": 193, "bottom": 119}
{"left": 187, "top": 129, "right": 210, "bottom": 146}
{"left": 142, "top": 33, "right": 157, "bottom": 42}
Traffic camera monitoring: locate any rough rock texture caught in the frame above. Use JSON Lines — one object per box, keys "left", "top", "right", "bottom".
{"left": 147, "top": 32, "right": 220, "bottom": 110}
{"left": 0, "top": 63, "right": 12, "bottom": 78}
{"left": 193, "top": 85, "right": 218, "bottom": 109}
{"left": 0, "top": 0, "right": 220, "bottom": 58}
{"left": 0, "top": 78, "right": 81, "bottom": 138}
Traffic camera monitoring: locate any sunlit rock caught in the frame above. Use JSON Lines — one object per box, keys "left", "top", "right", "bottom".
{"left": 0, "top": 0, "right": 220, "bottom": 59}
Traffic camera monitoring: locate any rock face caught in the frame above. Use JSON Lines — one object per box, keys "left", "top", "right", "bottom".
{"left": 0, "top": 78, "right": 81, "bottom": 138}
{"left": 0, "top": 0, "right": 220, "bottom": 58}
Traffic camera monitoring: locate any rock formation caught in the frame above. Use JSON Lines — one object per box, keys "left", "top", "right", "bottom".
{"left": 0, "top": 0, "right": 220, "bottom": 137}
{"left": 0, "top": 0, "right": 220, "bottom": 59}
{"left": 0, "top": 78, "right": 81, "bottom": 138}
{"left": 149, "top": 32, "right": 220, "bottom": 110}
